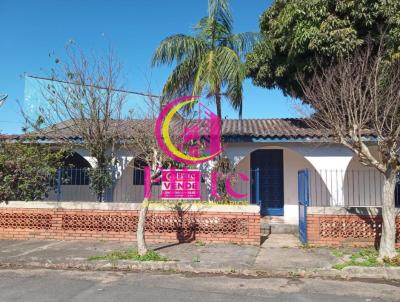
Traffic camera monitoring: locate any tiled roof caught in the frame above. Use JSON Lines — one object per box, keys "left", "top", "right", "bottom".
{"left": 0, "top": 134, "right": 18, "bottom": 140}
{"left": 222, "top": 119, "right": 322, "bottom": 138}
{"left": 1, "top": 118, "right": 324, "bottom": 142}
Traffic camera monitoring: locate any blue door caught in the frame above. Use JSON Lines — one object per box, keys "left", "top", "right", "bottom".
{"left": 251, "top": 149, "right": 284, "bottom": 216}
{"left": 298, "top": 169, "right": 309, "bottom": 244}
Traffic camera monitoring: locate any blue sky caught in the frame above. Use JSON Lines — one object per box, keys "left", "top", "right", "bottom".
{"left": 0, "top": 0, "right": 299, "bottom": 134}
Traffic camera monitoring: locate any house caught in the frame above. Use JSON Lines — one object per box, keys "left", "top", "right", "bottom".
{"left": 5, "top": 118, "right": 397, "bottom": 222}
{"left": 1, "top": 118, "right": 399, "bottom": 246}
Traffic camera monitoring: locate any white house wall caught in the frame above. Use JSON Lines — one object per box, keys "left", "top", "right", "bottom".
{"left": 224, "top": 142, "right": 356, "bottom": 223}
{"left": 67, "top": 142, "right": 383, "bottom": 215}
{"left": 74, "top": 148, "right": 97, "bottom": 168}
{"left": 67, "top": 147, "right": 138, "bottom": 202}
{"left": 73, "top": 147, "right": 134, "bottom": 172}
{"left": 343, "top": 149, "right": 384, "bottom": 207}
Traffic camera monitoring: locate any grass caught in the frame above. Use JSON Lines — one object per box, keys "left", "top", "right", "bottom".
{"left": 88, "top": 249, "right": 169, "bottom": 262}
{"left": 333, "top": 248, "right": 400, "bottom": 270}
{"left": 333, "top": 248, "right": 379, "bottom": 270}
{"left": 194, "top": 240, "right": 206, "bottom": 246}
{"left": 330, "top": 248, "right": 345, "bottom": 258}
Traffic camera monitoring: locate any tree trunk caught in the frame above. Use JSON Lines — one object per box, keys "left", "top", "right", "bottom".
{"left": 137, "top": 198, "right": 149, "bottom": 256}
{"left": 215, "top": 93, "right": 222, "bottom": 121}
{"left": 215, "top": 88, "right": 223, "bottom": 151}
{"left": 201, "top": 160, "right": 217, "bottom": 201}
{"left": 379, "top": 173, "right": 397, "bottom": 259}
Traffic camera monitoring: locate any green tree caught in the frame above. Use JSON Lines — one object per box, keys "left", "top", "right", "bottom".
{"left": 246, "top": 0, "right": 400, "bottom": 98}
{"left": 152, "top": 0, "right": 258, "bottom": 119}
{"left": 0, "top": 141, "right": 66, "bottom": 202}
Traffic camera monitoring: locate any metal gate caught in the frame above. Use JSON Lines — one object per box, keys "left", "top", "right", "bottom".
{"left": 298, "top": 169, "right": 309, "bottom": 244}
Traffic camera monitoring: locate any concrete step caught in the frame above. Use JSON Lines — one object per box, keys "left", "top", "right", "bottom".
{"left": 261, "top": 234, "right": 301, "bottom": 248}
{"left": 261, "top": 223, "right": 298, "bottom": 236}
{"left": 261, "top": 216, "right": 285, "bottom": 224}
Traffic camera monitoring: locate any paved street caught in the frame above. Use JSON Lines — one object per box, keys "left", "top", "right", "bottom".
{"left": 0, "top": 269, "right": 398, "bottom": 302}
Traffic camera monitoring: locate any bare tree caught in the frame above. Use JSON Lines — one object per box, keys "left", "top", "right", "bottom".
{"left": 127, "top": 96, "right": 167, "bottom": 255}
{"left": 26, "top": 45, "right": 127, "bottom": 201}
{"left": 298, "top": 42, "right": 400, "bottom": 259}
{"left": 127, "top": 94, "right": 195, "bottom": 255}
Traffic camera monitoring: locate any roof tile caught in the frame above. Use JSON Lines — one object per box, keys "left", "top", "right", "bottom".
{"left": 1, "top": 118, "right": 324, "bottom": 141}
{"left": 221, "top": 118, "right": 321, "bottom": 138}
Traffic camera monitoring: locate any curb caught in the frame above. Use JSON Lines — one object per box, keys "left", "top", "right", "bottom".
{"left": 340, "top": 266, "right": 400, "bottom": 280}
{"left": 1, "top": 260, "right": 400, "bottom": 280}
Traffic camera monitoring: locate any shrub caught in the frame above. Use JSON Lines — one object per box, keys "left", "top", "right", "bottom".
{"left": 0, "top": 141, "right": 67, "bottom": 202}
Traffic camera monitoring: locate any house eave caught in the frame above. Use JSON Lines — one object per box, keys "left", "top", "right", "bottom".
{"left": 222, "top": 135, "right": 378, "bottom": 144}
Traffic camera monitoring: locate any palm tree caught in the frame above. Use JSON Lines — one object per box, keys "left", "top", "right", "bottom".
{"left": 152, "top": 0, "right": 258, "bottom": 119}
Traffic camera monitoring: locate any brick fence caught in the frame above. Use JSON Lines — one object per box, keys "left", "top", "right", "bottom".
{"left": 307, "top": 207, "right": 400, "bottom": 247}
{"left": 0, "top": 202, "right": 260, "bottom": 245}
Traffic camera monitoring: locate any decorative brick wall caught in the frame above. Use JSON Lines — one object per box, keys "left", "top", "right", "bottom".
{"left": 307, "top": 208, "right": 400, "bottom": 247}
{"left": 0, "top": 204, "right": 260, "bottom": 245}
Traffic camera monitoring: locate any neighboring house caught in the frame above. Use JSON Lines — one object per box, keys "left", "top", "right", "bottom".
{"left": 3, "top": 118, "right": 398, "bottom": 225}
{"left": 0, "top": 134, "right": 17, "bottom": 140}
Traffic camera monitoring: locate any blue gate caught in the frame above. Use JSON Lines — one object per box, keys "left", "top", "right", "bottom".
{"left": 298, "top": 169, "right": 309, "bottom": 244}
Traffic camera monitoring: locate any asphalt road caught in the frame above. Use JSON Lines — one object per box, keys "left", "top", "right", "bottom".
{"left": 0, "top": 269, "right": 399, "bottom": 302}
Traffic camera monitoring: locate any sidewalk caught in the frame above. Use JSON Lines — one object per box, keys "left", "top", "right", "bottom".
{"left": 0, "top": 236, "right": 399, "bottom": 280}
